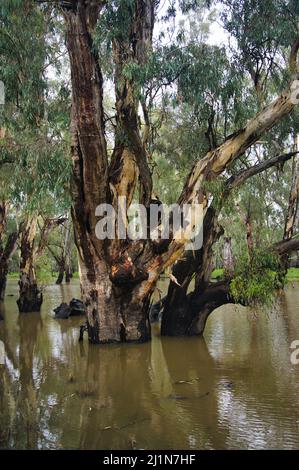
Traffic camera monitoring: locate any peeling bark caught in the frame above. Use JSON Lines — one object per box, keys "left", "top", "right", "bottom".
{"left": 63, "top": 1, "right": 157, "bottom": 343}
{"left": 161, "top": 207, "right": 224, "bottom": 336}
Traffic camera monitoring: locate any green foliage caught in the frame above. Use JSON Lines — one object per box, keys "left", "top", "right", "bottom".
{"left": 230, "top": 249, "right": 283, "bottom": 306}
{"left": 35, "top": 253, "right": 55, "bottom": 285}
{"left": 220, "top": 0, "right": 299, "bottom": 98}
{"left": 0, "top": 0, "right": 48, "bottom": 128}
{"left": 211, "top": 268, "right": 224, "bottom": 279}
{"left": 0, "top": 0, "right": 71, "bottom": 215}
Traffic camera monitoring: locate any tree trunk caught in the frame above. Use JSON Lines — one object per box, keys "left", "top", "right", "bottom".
{"left": 53, "top": 216, "right": 72, "bottom": 284}
{"left": 0, "top": 201, "right": 19, "bottom": 301}
{"left": 17, "top": 214, "right": 65, "bottom": 310}
{"left": 0, "top": 261, "right": 9, "bottom": 302}
{"left": 64, "top": 216, "right": 72, "bottom": 283}
{"left": 0, "top": 200, "right": 7, "bottom": 240}
{"left": 78, "top": 256, "right": 152, "bottom": 343}
{"left": 0, "top": 231, "right": 19, "bottom": 301}
{"left": 161, "top": 151, "right": 299, "bottom": 337}
{"left": 55, "top": 262, "right": 65, "bottom": 285}
{"left": 245, "top": 213, "right": 254, "bottom": 259}
{"left": 65, "top": 263, "right": 72, "bottom": 283}
{"left": 222, "top": 236, "right": 234, "bottom": 277}
{"left": 17, "top": 216, "right": 43, "bottom": 313}
{"left": 63, "top": 1, "right": 157, "bottom": 343}
{"left": 161, "top": 207, "right": 224, "bottom": 336}
{"left": 281, "top": 136, "right": 299, "bottom": 272}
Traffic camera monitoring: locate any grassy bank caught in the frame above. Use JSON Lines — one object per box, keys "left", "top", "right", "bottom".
{"left": 8, "top": 271, "right": 79, "bottom": 283}
{"left": 7, "top": 268, "right": 299, "bottom": 283}
{"left": 286, "top": 268, "right": 299, "bottom": 281}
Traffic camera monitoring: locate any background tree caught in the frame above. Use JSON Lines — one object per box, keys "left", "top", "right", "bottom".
{"left": 0, "top": 0, "right": 72, "bottom": 309}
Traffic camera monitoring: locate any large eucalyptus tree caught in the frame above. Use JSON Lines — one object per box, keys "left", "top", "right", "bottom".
{"left": 57, "top": 0, "right": 299, "bottom": 343}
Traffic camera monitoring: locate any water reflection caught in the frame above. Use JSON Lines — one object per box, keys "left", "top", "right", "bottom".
{"left": 0, "top": 280, "right": 299, "bottom": 449}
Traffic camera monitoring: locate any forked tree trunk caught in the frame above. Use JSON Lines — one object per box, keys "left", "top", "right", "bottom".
{"left": 162, "top": 236, "right": 299, "bottom": 338}
{"left": 161, "top": 151, "right": 299, "bottom": 337}
{"left": 17, "top": 216, "right": 43, "bottom": 313}
{"left": 17, "top": 214, "right": 65, "bottom": 311}
{"left": 64, "top": 1, "right": 156, "bottom": 343}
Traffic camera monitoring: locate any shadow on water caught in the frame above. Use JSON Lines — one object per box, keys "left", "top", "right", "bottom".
{"left": 0, "top": 280, "right": 299, "bottom": 449}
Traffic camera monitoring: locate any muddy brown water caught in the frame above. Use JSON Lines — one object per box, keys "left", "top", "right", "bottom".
{"left": 0, "top": 279, "right": 299, "bottom": 449}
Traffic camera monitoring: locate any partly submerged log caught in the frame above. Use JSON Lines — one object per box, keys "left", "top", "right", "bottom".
{"left": 54, "top": 302, "right": 71, "bottom": 319}
{"left": 54, "top": 298, "right": 85, "bottom": 319}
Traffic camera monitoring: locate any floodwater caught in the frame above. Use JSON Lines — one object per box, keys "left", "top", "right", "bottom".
{"left": 0, "top": 279, "right": 299, "bottom": 449}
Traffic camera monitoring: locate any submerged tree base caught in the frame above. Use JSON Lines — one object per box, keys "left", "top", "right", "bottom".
{"left": 17, "top": 285, "right": 43, "bottom": 313}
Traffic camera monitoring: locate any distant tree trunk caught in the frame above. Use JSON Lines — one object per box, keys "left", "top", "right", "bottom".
{"left": 55, "top": 262, "right": 65, "bottom": 285}
{"left": 0, "top": 201, "right": 19, "bottom": 301}
{"left": 222, "top": 236, "right": 234, "bottom": 277}
{"left": 236, "top": 201, "right": 254, "bottom": 260}
{"left": 0, "top": 232, "right": 19, "bottom": 301}
{"left": 0, "top": 200, "right": 7, "bottom": 239}
{"left": 53, "top": 216, "right": 72, "bottom": 284}
{"left": 17, "top": 215, "right": 65, "bottom": 312}
{"left": 17, "top": 216, "right": 43, "bottom": 313}
{"left": 64, "top": 216, "right": 72, "bottom": 283}
{"left": 245, "top": 213, "right": 254, "bottom": 258}
{"left": 0, "top": 200, "right": 9, "bottom": 301}
{"left": 281, "top": 136, "right": 299, "bottom": 273}
{"left": 65, "top": 262, "right": 72, "bottom": 283}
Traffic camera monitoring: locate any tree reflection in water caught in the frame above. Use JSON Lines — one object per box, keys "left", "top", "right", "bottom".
{"left": 1, "top": 281, "right": 299, "bottom": 449}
